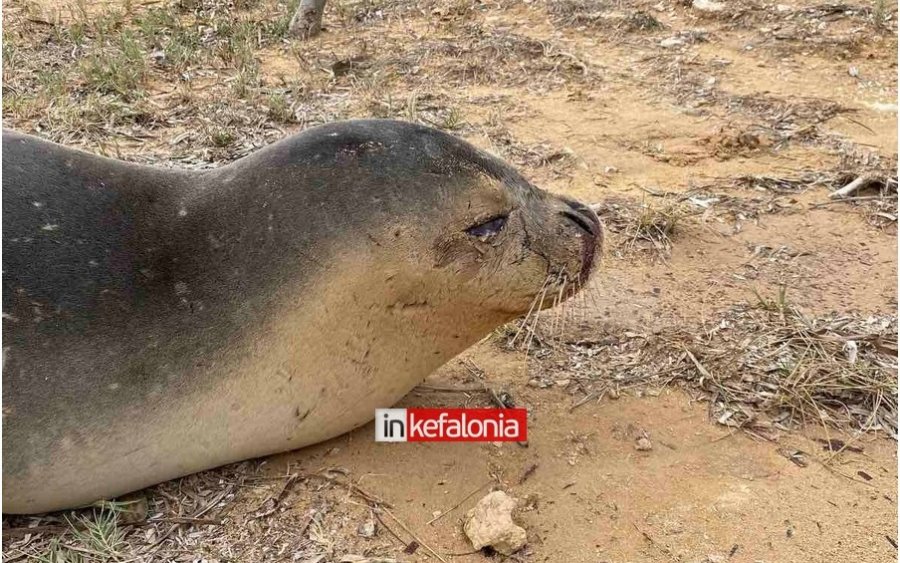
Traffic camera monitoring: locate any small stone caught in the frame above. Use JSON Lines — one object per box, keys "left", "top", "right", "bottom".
{"left": 464, "top": 491, "right": 527, "bottom": 555}
{"left": 528, "top": 378, "right": 551, "bottom": 388}
{"left": 776, "top": 4, "right": 791, "bottom": 11}
{"left": 144, "top": 527, "right": 157, "bottom": 543}
{"left": 848, "top": 66, "right": 860, "bottom": 78}
{"left": 635, "top": 437, "right": 653, "bottom": 451}
{"left": 555, "top": 378, "right": 571, "bottom": 387}
{"left": 866, "top": 101, "right": 898, "bottom": 112}
{"left": 604, "top": 166, "right": 618, "bottom": 174}
{"left": 357, "top": 519, "right": 376, "bottom": 538}
{"left": 660, "top": 38, "right": 684, "bottom": 48}
{"left": 692, "top": 0, "right": 725, "bottom": 11}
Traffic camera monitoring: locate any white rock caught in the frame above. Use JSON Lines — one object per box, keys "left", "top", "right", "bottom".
{"left": 844, "top": 341, "right": 858, "bottom": 364}
{"left": 356, "top": 518, "right": 376, "bottom": 538}
{"left": 635, "top": 437, "right": 653, "bottom": 451}
{"left": 866, "top": 101, "right": 898, "bottom": 112}
{"left": 660, "top": 38, "right": 685, "bottom": 48}
{"left": 693, "top": 0, "right": 725, "bottom": 12}
{"left": 464, "top": 491, "right": 527, "bottom": 555}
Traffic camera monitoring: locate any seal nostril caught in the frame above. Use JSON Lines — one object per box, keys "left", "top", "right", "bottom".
{"left": 561, "top": 210, "right": 597, "bottom": 237}
{"left": 560, "top": 198, "right": 601, "bottom": 235}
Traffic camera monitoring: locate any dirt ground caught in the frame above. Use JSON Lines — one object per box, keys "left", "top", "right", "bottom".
{"left": 2, "top": 0, "right": 898, "bottom": 561}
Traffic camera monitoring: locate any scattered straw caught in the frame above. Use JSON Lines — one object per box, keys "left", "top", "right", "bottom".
{"left": 520, "top": 295, "right": 898, "bottom": 439}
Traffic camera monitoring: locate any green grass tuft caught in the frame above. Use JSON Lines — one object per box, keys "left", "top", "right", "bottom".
{"left": 79, "top": 31, "right": 147, "bottom": 99}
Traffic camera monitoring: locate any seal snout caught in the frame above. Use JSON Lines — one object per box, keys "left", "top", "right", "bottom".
{"left": 557, "top": 197, "right": 603, "bottom": 284}
{"left": 560, "top": 198, "right": 601, "bottom": 239}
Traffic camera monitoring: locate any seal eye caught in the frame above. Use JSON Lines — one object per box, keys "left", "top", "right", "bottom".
{"left": 466, "top": 215, "right": 507, "bottom": 239}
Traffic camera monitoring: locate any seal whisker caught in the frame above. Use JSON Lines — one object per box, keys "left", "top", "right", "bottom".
{"left": 551, "top": 282, "right": 564, "bottom": 335}
{"left": 524, "top": 276, "right": 553, "bottom": 356}
{"left": 559, "top": 276, "right": 570, "bottom": 337}
{"left": 511, "top": 275, "right": 554, "bottom": 348}
{"left": 578, "top": 280, "right": 589, "bottom": 326}
{"left": 553, "top": 277, "right": 567, "bottom": 336}
{"left": 582, "top": 279, "right": 602, "bottom": 310}
{"left": 549, "top": 270, "right": 565, "bottom": 335}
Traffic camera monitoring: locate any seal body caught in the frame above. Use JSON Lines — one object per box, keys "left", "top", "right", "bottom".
{"left": 2, "top": 120, "right": 602, "bottom": 513}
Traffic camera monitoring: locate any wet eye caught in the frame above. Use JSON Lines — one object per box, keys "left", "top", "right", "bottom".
{"left": 466, "top": 215, "right": 507, "bottom": 239}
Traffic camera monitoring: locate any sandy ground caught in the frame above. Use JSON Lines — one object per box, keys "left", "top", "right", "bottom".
{"left": 2, "top": 0, "right": 898, "bottom": 560}
{"left": 267, "top": 359, "right": 898, "bottom": 563}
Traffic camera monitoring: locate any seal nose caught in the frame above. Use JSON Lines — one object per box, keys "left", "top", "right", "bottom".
{"left": 559, "top": 198, "right": 601, "bottom": 238}
{"left": 555, "top": 196, "right": 602, "bottom": 285}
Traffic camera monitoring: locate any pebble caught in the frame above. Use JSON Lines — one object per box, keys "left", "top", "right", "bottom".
{"left": 660, "top": 38, "right": 685, "bottom": 48}
{"left": 692, "top": 0, "right": 725, "bottom": 12}
{"left": 464, "top": 491, "right": 527, "bottom": 556}
{"left": 356, "top": 519, "right": 376, "bottom": 538}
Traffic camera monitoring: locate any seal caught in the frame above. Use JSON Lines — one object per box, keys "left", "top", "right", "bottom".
{"left": 2, "top": 119, "right": 602, "bottom": 514}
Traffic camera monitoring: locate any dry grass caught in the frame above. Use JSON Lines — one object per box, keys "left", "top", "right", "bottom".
{"left": 2, "top": 0, "right": 300, "bottom": 154}
{"left": 521, "top": 290, "right": 898, "bottom": 439}
{"left": 2, "top": 462, "right": 429, "bottom": 562}
{"left": 593, "top": 196, "right": 693, "bottom": 257}
{"left": 485, "top": 125, "right": 577, "bottom": 175}
{"left": 546, "top": 0, "right": 663, "bottom": 33}
{"left": 597, "top": 168, "right": 898, "bottom": 243}
{"left": 3, "top": 0, "right": 602, "bottom": 164}
{"left": 826, "top": 148, "right": 900, "bottom": 228}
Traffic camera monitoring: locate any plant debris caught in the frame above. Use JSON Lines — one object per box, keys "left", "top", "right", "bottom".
{"left": 520, "top": 296, "right": 898, "bottom": 440}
